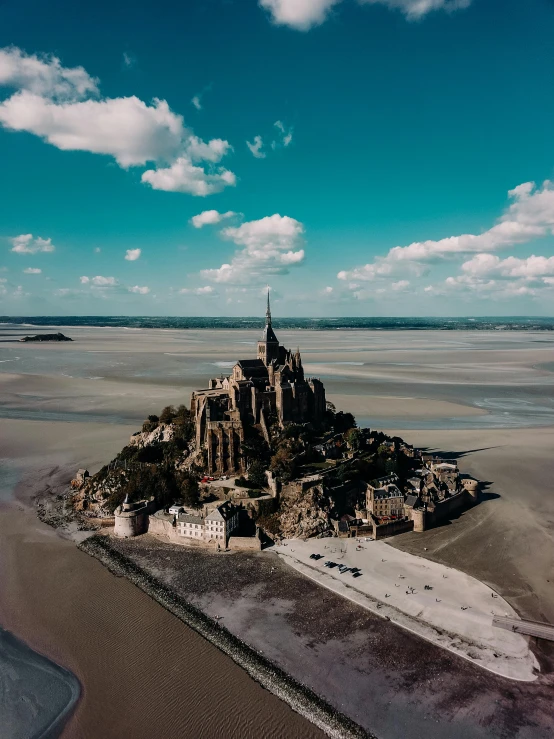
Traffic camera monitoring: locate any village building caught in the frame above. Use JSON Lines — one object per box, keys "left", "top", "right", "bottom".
{"left": 366, "top": 481, "right": 405, "bottom": 519}
{"left": 149, "top": 500, "right": 242, "bottom": 547}
{"left": 175, "top": 500, "right": 239, "bottom": 543}
{"left": 190, "top": 294, "right": 326, "bottom": 476}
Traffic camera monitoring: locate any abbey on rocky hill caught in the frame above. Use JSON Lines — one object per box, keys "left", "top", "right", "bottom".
{"left": 191, "top": 293, "right": 326, "bottom": 475}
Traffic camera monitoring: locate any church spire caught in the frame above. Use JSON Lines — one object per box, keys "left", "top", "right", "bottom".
{"left": 258, "top": 289, "right": 279, "bottom": 365}
{"left": 266, "top": 288, "right": 272, "bottom": 326}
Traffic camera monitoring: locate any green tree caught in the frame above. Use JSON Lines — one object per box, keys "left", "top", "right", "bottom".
{"left": 346, "top": 428, "right": 365, "bottom": 451}
{"left": 177, "top": 472, "right": 200, "bottom": 508}
{"left": 159, "top": 405, "right": 176, "bottom": 424}
{"left": 270, "top": 447, "right": 297, "bottom": 483}
{"left": 248, "top": 459, "right": 267, "bottom": 489}
{"left": 333, "top": 412, "right": 356, "bottom": 433}
{"left": 241, "top": 435, "right": 270, "bottom": 466}
{"left": 385, "top": 457, "right": 399, "bottom": 474}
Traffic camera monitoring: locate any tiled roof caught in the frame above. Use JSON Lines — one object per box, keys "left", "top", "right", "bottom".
{"left": 206, "top": 501, "right": 236, "bottom": 522}
{"left": 373, "top": 484, "right": 403, "bottom": 500}
{"left": 177, "top": 513, "right": 203, "bottom": 525}
{"left": 238, "top": 359, "right": 265, "bottom": 367}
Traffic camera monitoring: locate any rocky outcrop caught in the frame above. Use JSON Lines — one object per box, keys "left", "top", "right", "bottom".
{"left": 278, "top": 484, "right": 334, "bottom": 540}
{"left": 71, "top": 467, "right": 127, "bottom": 517}
{"left": 129, "top": 423, "right": 175, "bottom": 447}
{"left": 20, "top": 332, "right": 72, "bottom": 342}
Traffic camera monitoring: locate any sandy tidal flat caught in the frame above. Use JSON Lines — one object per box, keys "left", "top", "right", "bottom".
{"left": 383, "top": 427, "right": 554, "bottom": 625}
{"left": 1, "top": 326, "right": 554, "bottom": 738}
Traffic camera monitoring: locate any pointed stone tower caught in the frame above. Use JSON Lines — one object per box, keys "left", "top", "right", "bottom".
{"left": 257, "top": 289, "right": 280, "bottom": 365}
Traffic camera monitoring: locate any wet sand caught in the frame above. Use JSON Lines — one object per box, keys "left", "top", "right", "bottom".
{"left": 1, "top": 326, "right": 554, "bottom": 738}
{"left": 383, "top": 427, "right": 554, "bottom": 624}
{"left": 0, "top": 627, "right": 80, "bottom": 739}
{"left": 0, "top": 423, "right": 323, "bottom": 739}
{"left": 106, "top": 535, "right": 554, "bottom": 739}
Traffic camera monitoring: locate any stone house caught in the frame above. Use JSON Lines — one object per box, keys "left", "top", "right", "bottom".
{"left": 366, "top": 483, "right": 405, "bottom": 519}
{"left": 175, "top": 500, "right": 239, "bottom": 544}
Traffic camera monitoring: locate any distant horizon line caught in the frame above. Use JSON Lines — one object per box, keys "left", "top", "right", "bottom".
{"left": 1, "top": 315, "right": 553, "bottom": 320}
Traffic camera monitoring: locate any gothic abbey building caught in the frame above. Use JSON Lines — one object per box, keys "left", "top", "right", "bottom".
{"left": 190, "top": 295, "right": 326, "bottom": 475}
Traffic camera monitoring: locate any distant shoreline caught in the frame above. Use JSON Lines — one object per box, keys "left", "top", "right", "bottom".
{"left": 1, "top": 316, "right": 554, "bottom": 331}
{"left": 78, "top": 534, "right": 370, "bottom": 739}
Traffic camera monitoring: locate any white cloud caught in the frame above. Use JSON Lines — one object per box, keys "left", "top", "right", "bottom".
{"left": 246, "top": 135, "right": 265, "bottom": 159}
{"left": 94, "top": 247, "right": 101, "bottom": 253}
{"left": 338, "top": 180, "right": 554, "bottom": 282}
{"left": 461, "top": 253, "right": 554, "bottom": 281}
{"left": 0, "top": 92, "right": 185, "bottom": 168}
{"left": 80, "top": 275, "right": 118, "bottom": 286}
{"left": 273, "top": 120, "right": 293, "bottom": 147}
{"left": 0, "top": 46, "right": 98, "bottom": 99}
{"left": 11, "top": 234, "right": 55, "bottom": 254}
{"left": 190, "top": 84, "right": 212, "bottom": 112}
{"left": 441, "top": 273, "right": 539, "bottom": 299}
{"left": 201, "top": 213, "right": 305, "bottom": 285}
{"left": 259, "top": 0, "right": 469, "bottom": 30}
{"left": 0, "top": 46, "right": 236, "bottom": 196}
{"left": 359, "top": 0, "right": 472, "bottom": 21}
{"left": 92, "top": 275, "right": 117, "bottom": 286}
{"left": 259, "top": 0, "right": 342, "bottom": 30}
{"left": 128, "top": 285, "right": 150, "bottom": 294}
{"left": 190, "top": 210, "right": 237, "bottom": 228}
{"left": 122, "top": 52, "right": 136, "bottom": 69}
{"left": 125, "top": 248, "right": 141, "bottom": 261}
{"left": 180, "top": 285, "right": 216, "bottom": 295}
{"left": 141, "top": 156, "right": 236, "bottom": 195}
{"left": 391, "top": 279, "right": 410, "bottom": 291}
{"left": 23, "top": 267, "right": 41, "bottom": 274}
{"left": 186, "top": 136, "right": 232, "bottom": 163}
{"left": 425, "top": 251, "right": 554, "bottom": 301}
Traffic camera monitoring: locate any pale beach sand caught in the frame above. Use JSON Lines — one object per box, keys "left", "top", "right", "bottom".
{"left": 274, "top": 538, "right": 537, "bottom": 681}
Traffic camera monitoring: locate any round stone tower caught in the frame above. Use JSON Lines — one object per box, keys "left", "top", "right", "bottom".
{"left": 462, "top": 477, "right": 480, "bottom": 503}
{"left": 114, "top": 495, "right": 148, "bottom": 538}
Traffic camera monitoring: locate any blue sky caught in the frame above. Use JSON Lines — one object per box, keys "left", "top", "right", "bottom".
{"left": 1, "top": 0, "right": 554, "bottom": 316}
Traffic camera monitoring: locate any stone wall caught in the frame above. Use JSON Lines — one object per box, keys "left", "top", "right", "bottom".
{"left": 228, "top": 534, "right": 262, "bottom": 551}
{"left": 372, "top": 518, "right": 414, "bottom": 540}
{"left": 428, "top": 489, "right": 472, "bottom": 527}
{"left": 148, "top": 513, "right": 179, "bottom": 542}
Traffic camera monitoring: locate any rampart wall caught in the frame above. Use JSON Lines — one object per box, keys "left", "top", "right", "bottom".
{"left": 372, "top": 518, "right": 414, "bottom": 540}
